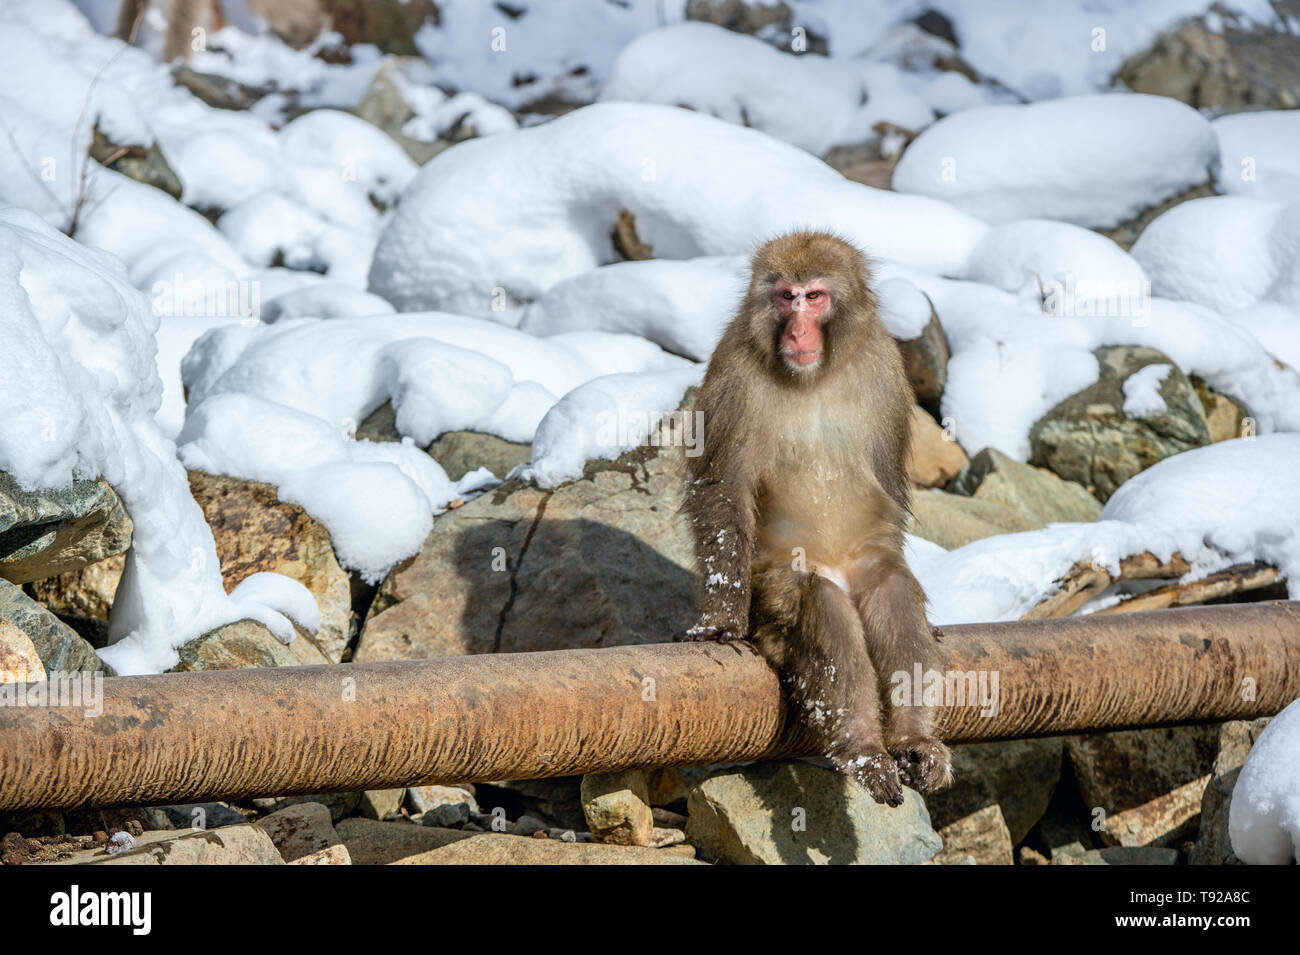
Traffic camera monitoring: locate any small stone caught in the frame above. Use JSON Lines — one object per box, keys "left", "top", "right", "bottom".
{"left": 423, "top": 802, "right": 471, "bottom": 828}
{"left": 254, "top": 802, "right": 343, "bottom": 863}
{"left": 581, "top": 770, "right": 655, "bottom": 847}
{"left": 406, "top": 784, "right": 479, "bottom": 815}
{"left": 359, "top": 788, "right": 406, "bottom": 821}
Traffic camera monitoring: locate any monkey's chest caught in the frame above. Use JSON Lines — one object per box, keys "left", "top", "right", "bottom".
{"left": 756, "top": 434, "right": 890, "bottom": 561}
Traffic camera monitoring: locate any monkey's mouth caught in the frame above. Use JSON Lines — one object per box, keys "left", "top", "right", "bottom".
{"left": 782, "top": 347, "right": 822, "bottom": 368}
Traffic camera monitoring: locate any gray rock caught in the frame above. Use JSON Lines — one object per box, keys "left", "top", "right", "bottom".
{"left": 925, "top": 738, "right": 1063, "bottom": 845}
{"left": 0, "top": 579, "right": 110, "bottom": 675}
{"left": 405, "top": 784, "right": 479, "bottom": 816}
{"left": 1029, "top": 346, "right": 1211, "bottom": 502}
{"left": 90, "top": 125, "right": 182, "bottom": 199}
{"left": 352, "top": 59, "right": 454, "bottom": 165}
{"left": 254, "top": 801, "right": 343, "bottom": 863}
{"left": 948, "top": 447, "right": 1103, "bottom": 523}
{"left": 1055, "top": 846, "right": 1181, "bottom": 865}
{"left": 250, "top": 792, "right": 361, "bottom": 823}
{"left": 686, "top": 760, "right": 942, "bottom": 865}
{"left": 423, "top": 802, "right": 472, "bottom": 828}
{"left": 429, "top": 431, "right": 532, "bottom": 482}
{"left": 50, "top": 825, "right": 284, "bottom": 865}
{"left": 1189, "top": 718, "right": 1270, "bottom": 865}
{"left": 930, "top": 804, "right": 1014, "bottom": 865}
{"left": 158, "top": 802, "right": 247, "bottom": 830}
{"left": 358, "top": 788, "right": 405, "bottom": 821}
{"left": 0, "top": 473, "right": 132, "bottom": 585}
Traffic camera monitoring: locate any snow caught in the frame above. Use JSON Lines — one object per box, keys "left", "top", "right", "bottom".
{"left": 600, "top": 22, "right": 933, "bottom": 154}
{"left": 1130, "top": 196, "right": 1300, "bottom": 315}
{"left": 520, "top": 366, "right": 705, "bottom": 489}
{"left": 1214, "top": 110, "right": 1300, "bottom": 202}
{"left": 369, "top": 101, "right": 988, "bottom": 316}
{"left": 1121, "top": 363, "right": 1173, "bottom": 418}
{"left": 893, "top": 269, "right": 1300, "bottom": 461}
{"left": 262, "top": 284, "right": 395, "bottom": 322}
{"left": 413, "top": 0, "right": 680, "bottom": 112}
{"left": 892, "top": 94, "right": 1219, "bottom": 228}
{"left": 910, "top": 434, "right": 1300, "bottom": 623}
{"left": 518, "top": 256, "right": 747, "bottom": 361}
{"left": 176, "top": 314, "right": 690, "bottom": 576}
{"left": 1230, "top": 694, "right": 1300, "bottom": 865}
{"left": 876, "top": 277, "right": 933, "bottom": 340}
{"left": 0, "top": 209, "right": 313, "bottom": 675}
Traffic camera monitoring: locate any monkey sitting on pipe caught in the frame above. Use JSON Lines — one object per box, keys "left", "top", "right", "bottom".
{"left": 682, "top": 231, "right": 952, "bottom": 806}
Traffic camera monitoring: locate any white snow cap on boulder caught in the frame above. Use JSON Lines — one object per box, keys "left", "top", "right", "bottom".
{"left": 0, "top": 209, "right": 314, "bottom": 675}
{"left": 368, "top": 102, "right": 987, "bottom": 317}
{"left": 1130, "top": 196, "right": 1300, "bottom": 314}
{"left": 891, "top": 93, "right": 1218, "bottom": 228}
{"left": 600, "top": 22, "right": 933, "bottom": 155}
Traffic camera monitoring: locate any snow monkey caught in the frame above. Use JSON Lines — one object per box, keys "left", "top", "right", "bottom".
{"left": 682, "top": 231, "right": 952, "bottom": 807}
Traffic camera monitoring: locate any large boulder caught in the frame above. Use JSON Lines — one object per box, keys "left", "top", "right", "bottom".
{"left": 0, "top": 579, "right": 110, "bottom": 675}
{"left": 26, "top": 555, "right": 124, "bottom": 623}
{"left": 929, "top": 804, "right": 1014, "bottom": 865}
{"left": 685, "top": 761, "right": 942, "bottom": 865}
{"left": 1028, "top": 346, "right": 1211, "bottom": 501}
{"left": 1119, "top": 19, "right": 1300, "bottom": 111}
{"left": 187, "top": 471, "right": 352, "bottom": 662}
{"left": 356, "top": 443, "right": 697, "bottom": 661}
{"left": 0, "top": 473, "right": 132, "bottom": 585}
{"left": 49, "top": 825, "right": 284, "bottom": 866}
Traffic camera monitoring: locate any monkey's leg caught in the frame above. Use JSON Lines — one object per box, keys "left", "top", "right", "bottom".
{"left": 751, "top": 564, "right": 904, "bottom": 808}
{"left": 852, "top": 551, "right": 953, "bottom": 794}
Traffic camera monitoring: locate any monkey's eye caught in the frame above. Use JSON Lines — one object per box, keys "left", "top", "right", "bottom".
{"left": 806, "top": 290, "right": 821, "bottom": 300}
{"left": 782, "top": 290, "right": 795, "bottom": 301}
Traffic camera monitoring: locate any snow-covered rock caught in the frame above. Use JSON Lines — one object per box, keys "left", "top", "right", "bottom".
{"left": 519, "top": 256, "right": 747, "bottom": 361}
{"left": 369, "top": 101, "right": 988, "bottom": 316}
{"left": 909, "top": 433, "right": 1300, "bottom": 624}
{"left": 892, "top": 93, "right": 1218, "bottom": 228}
{"left": 1213, "top": 110, "right": 1300, "bottom": 202}
{"left": 600, "top": 22, "right": 933, "bottom": 154}
{"left": 0, "top": 209, "right": 312, "bottom": 675}
{"left": 1130, "top": 196, "right": 1300, "bottom": 314}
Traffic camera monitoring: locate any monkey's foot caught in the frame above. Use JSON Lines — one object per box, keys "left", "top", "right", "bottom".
{"left": 838, "top": 749, "right": 904, "bottom": 808}
{"left": 889, "top": 736, "right": 953, "bottom": 794}
{"left": 678, "top": 624, "right": 739, "bottom": 643}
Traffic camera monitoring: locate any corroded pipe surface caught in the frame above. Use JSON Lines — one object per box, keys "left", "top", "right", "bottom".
{"left": 0, "top": 602, "right": 1297, "bottom": 811}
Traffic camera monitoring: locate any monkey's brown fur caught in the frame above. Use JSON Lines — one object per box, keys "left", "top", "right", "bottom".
{"left": 683, "top": 231, "right": 952, "bottom": 806}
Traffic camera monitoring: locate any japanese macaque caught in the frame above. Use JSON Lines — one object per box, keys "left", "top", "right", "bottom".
{"left": 682, "top": 231, "right": 951, "bottom": 807}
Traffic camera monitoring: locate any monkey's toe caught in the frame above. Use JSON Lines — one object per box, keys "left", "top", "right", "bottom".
{"left": 679, "top": 624, "right": 738, "bottom": 643}
{"left": 841, "top": 750, "right": 905, "bottom": 807}
{"left": 889, "top": 736, "right": 953, "bottom": 794}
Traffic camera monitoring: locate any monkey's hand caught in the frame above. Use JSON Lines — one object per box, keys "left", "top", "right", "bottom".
{"left": 678, "top": 622, "right": 742, "bottom": 643}
{"left": 890, "top": 736, "right": 954, "bottom": 794}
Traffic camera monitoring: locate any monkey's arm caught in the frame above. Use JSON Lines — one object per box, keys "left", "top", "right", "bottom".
{"left": 682, "top": 458, "right": 758, "bottom": 641}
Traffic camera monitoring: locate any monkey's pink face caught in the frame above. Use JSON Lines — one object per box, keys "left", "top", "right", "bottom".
{"left": 772, "top": 279, "right": 831, "bottom": 370}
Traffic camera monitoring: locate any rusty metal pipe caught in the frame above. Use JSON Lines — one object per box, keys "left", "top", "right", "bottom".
{"left": 1, "top": 602, "right": 1297, "bottom": 811}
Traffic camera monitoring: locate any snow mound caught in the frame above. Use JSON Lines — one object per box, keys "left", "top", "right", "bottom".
{"left": 1230, "top": 694, "right": 1300, "bottom": 865}
{"left": 369, "top": 101, "right": 988, "bottom": 316}
{"left": 0, "top": 209, "right": 313, "bottom": 675}
{"left": 518, "top": 256, "right": 747, "bottom": 361}
{"left": 892, "top": 93, "right": 1218, "bottom": 228}
{"left": 1214, "top": 110, "right": 1300, "bottom": 202}
{"left": 600, "top": 22, "right": 933, "bottom": 154}
{"left": 1130, "top": 196, "right": 1300, "bottom": 315}
{"left": 910, "top": 434, "right": 1300, "bottom": 623}
{"left": 520, "top": 366, "right": 705, "bottom": 489}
